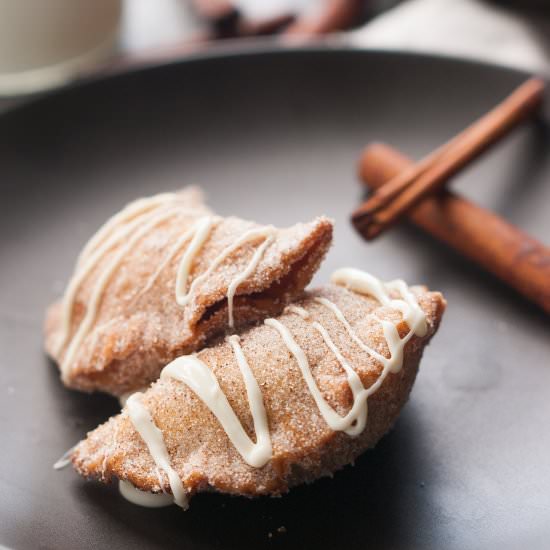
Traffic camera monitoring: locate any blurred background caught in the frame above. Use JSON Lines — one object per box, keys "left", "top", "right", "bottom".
{"left": 2, "top": 2, "right": 550, "bottom": 549}
{"left": 1, "top": 0, "right": 549, "bottom": 100}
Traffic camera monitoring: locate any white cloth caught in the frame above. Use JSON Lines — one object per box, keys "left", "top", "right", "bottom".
{"left": 350, "top": 0, "right": 550, "bottom": 75}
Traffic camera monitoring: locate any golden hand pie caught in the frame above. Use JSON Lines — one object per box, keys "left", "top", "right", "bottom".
{"left": 44, "top": 188, "right": 333, "bottom": 396}
{"left": 71, "top": 268, "right": 445, "bottom": 509}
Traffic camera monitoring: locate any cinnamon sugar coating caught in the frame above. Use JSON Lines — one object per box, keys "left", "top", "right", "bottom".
{"left": 44, "top": 188, "right": 333, "bottom": 395}
{"left": 72, "top": 284, "right": 445, "bottom": 500}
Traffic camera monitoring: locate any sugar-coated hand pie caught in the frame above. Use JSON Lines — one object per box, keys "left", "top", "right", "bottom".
{"left": 46, "top": 187, "right": 445, "bottom": 509}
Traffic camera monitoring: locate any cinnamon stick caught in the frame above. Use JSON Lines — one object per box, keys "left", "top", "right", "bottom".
{"left": 358, "top": 143, "right": 550, "bottom": 314}
{"left": 352, "top": 78, "right": 545, "bottom": 239}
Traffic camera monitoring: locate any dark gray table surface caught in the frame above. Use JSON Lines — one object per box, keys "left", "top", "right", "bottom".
{"left": 0, "top": 47, "right": 549, "bottom": 550}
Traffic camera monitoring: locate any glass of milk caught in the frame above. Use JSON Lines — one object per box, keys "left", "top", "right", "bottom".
{"left": 0, "top": 0, "right": 122, "bottom": 96}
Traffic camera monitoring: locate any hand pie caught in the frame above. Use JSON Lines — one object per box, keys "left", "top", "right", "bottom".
{"left": 44, "top": 188, "right": 333, "bottom": 396}
{"left": 71, "top": 268, "right": 445, "bottom": 509}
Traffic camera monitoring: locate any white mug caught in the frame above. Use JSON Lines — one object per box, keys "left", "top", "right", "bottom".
{"left": 0, "top": 0, "right": 122, "bottom": 95}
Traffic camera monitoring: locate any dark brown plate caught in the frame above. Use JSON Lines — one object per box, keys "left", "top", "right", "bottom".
{"left": 1, "top": 46, "right": 549, "bottom": 550}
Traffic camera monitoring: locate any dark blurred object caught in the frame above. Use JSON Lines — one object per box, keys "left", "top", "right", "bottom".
{"left": 190, "top": 0, "right": 295, "bottom": 38}
{"left": 190, "top": 0, "right": 368, "bottom": 40}
{"left": 284, "top": 0, "right": 367, "bottom": 38}
{"left": 490, "top": 0, "right": 550, "bottom": 13}
{"left": 191, "top": 0, "right": 240, "bottom": 37}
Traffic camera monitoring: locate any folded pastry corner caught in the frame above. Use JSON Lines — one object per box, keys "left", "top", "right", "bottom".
{"left": 44, "top": 189, "right": 333, "bottom": 396}
{"left": 71, "top": 268, "right": 445, "bottom": 509}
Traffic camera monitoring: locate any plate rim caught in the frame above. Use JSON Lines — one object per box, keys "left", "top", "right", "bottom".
{"left": 1, "top": 40, "right": 540, "bottom": 121}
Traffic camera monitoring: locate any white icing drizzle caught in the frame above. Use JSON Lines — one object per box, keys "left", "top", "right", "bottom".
{"left": 121, "top": 268, "right": 428, "bottom": 508}
{"left": 174, "top": 217, "right": 216, "bottom": 304}
{"left": 118, "top": 387, "right": 148, "bottom": 408}
{"left": 56, "top": 213, "right": 158, "bottom": 356}
{"left": 119, "top": 480, "right": 174, "bottom": 508}
{"left": 272, "top": 269, "right": 427, "bottom": 436}
{"left": 227, "top": 235, "right": 275, "bottom": 327}
{"left": 53, "top": 446, "right": 76, "bottom": 470}
{"left": 137, "top": 216, "right": 214, "bottom": 299}
{"left": 312, "top": 297, "right": 387, "bottom": 364}
{"left": 55, "top": 192, "right": 182, "bottom": 361}
{"left": 56, "top": 192, "right": 212, "bottom": 379}
{"left": 126, "top": 393, "right": 188, "bottom": 509}
{"left": 331, "top": 267, "right": 427, "bottom": 337}
{"left": 160, "top": 341, "right": 272, "bottom": 468}
{"left": 265, "top": 317, "right": 369, "bottom": 435}
{"left": 142, "top": 219, "right": 274, "bottom": 328}
{"left": 283, "top": 305, "right": 368, "bottom": 436}
{"left": 60, "top": 207, "right": 181, "bottom": 380}
{"left": 175, "top": 226, "right": 275, "bottom": 326}
{"left": 285, "top": 305, "right": 310, "bottom": 319}
{"left": 227, "top": 335, "right": 272, "bottom": 460}
{"left": 57, "top": 189, "right": 277, "bottom": 381}
{"left": 77, "top": 193, "right": 178, "bottom": 266}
